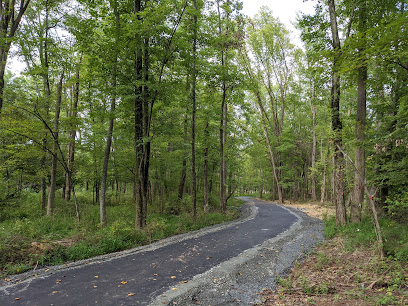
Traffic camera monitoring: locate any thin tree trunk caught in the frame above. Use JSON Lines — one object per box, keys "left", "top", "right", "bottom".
{"left": 256, "top": 92, "right": 283, "bottom": 203}
{"left": 100, "top": 3, "right": 119, "bottom": 227}
{"left": 134, "top": 0, "right": 144, "bottom": 229}
{"left": 41, "top": 3, "right": 52, "bottom": 213}
{"left": 311, "top": 106, "right": 317, "bottom": 201}
{"left": 203, "top": 121, "right": 209, "bottom": 211}
{"left": 65, "top": 63, "right": 80, "bottom": 201}
{"left": 320, "top": 140, "right": 329, "bottom": 204}
{"left": 328, "top": 0, "right": 346, "bottom": 225}
{"left": 178, "top": 117, "right": 188, "bottom": 200}
{"left": 191, "top": 0, "right": 198, "bottom": 220}
{"left": 220, "top": 86, "right": 227, "bottom": 213}
{"left": 350, "top": 1, "right": 367, "bottom": 223}
{"left": 47, "top": 71, "right": 64, "bottom": 216}
{"left": 217, "top": 1, "right": 228, "bottom": 214}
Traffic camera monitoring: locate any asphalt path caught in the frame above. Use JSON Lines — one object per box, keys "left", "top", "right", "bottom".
{"left": 0, "top": 197, "right": 301, "bottom": 305}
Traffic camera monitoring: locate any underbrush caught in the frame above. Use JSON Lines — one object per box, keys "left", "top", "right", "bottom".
{"left": 324, "top": 215, "right": 408, "bottom": 261}
{"left": 260, "top": 211, "right": 408, "bottom": 305}
{"left": 0, "top": 192, "right": 242, "bottom": 277}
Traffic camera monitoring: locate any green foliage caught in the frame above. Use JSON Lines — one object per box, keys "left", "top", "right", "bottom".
{"left": 324, "top": 215, "right": 408, "bottom": 261}
{"left": 0, "top": 192, "right": 241, "bottom": 277}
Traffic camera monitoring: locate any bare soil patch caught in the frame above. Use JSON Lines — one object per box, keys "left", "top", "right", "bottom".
{"left": 257, "top": 198, "right": 335, "bottom": 220}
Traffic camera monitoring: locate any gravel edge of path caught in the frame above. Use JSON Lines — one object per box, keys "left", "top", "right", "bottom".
{"left": 149, "top": 204, "right": 325, "bottom": 306}
{"left": 0, "top": 201, "right": 258, "bottom": 289}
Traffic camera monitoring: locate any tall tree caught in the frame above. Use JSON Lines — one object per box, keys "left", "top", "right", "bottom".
{"left": 191, "top": 0, "right": 198, "bottom": 219}
{"left": 100, "top": 0, "right": 120, "bottom": 227}
{"left": 47, "top": 70, "right": 64, "bottom": 216}
{"left": 0, "top": 0, "right": 31, "bottom": 114}
{"left": 65, "top": 60, "right": 81, "bottom": 201}
{"left": 328, "top": 0, "right": 346, "bottom": 225}
{"left": 350, "top": 0, "right": 367, "bottom": 223}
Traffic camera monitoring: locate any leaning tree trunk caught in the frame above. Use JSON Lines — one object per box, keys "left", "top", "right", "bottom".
{"left": 328, "top": 0, "right": 346, "bottom": 225}
{"left": 47, "top": 71, "right": 64, "bottom": 217}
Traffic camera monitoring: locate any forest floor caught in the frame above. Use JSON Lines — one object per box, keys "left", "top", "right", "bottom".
{"left": 259, "top": 200, "right": 408, "bottom": 305}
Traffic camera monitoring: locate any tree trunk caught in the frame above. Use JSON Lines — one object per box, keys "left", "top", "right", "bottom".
{"left": 47, "top": 71, "right": 64, "bottom": 217}
{"left": 65, "top": 64, "right": 80, "bottom": 201}
{"left": 217, "top": 1, "right": 229, "bottom": 214}
{"left": 320, "top": 140, "right": 329, "bottom": 204}
{"left": 40, "top": 3, "right": 52, "bottom": 213}
{"left": 220, "top": 84, "right": 227, "bottom": 213}
{"left": 191, "top": 0, "right": 198, "bottom": 220}
{"left": 328, "top": 0, "right": 347, "bottom": 226}
{"left": 350, "top": 1, "right": 367, "bottom": 223}
{"left": 203, "top": 121, "right": 209, "bottom": 211}
{"left": 134, "top": 0, "right": 144, "bottom": 229}
{"left": 311, "top": 106, "right": 317, "bottom": 202}
{"left": 100, "top": 3, "right": 119, "bottom": 227}
{"left": 256, "top": 92, "right": 283, "bottom": 203}
{"left": 178, "top": 117, "right": 188, "bottom": 200}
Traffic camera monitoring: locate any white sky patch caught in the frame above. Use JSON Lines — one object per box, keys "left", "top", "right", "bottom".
{"left": 242, "top": 0, "right": 317, "bottom": 47}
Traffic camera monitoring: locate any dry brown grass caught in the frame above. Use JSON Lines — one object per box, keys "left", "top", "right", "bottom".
{"left": 280, "top": 200, "right": 336, "bottom": 220}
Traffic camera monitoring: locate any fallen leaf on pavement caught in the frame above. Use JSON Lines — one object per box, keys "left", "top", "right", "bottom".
{"left": 121, "top": 281, "right": 127, "bottom": 285}
{"left": 128, "top": 293, "right": 135, "bottom": 296}
{"left": 170, "top": 276, "right": 176, "bottom": 279}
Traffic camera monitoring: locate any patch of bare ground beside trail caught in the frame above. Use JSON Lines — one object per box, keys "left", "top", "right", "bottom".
{"left": 256, "top": 200, "right": 408, "bottom": 306}
{"left": 259, "top": 237, "right": 408, "bottom": 305}
{"left": 256, "top": 198, "right": 335, "bottom": 220}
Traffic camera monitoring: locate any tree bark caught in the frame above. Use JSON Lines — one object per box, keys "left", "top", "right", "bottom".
{"left": 311, "top": 106, "right": 317, "bottom": 201}
{"left": 217, "top": 0, "right": 230, "bottom": 214}
{"left": 100, "top": 3, "right": 119, "bottom": 227}
{"left": 203, "top": 120, "right": 209, "bottom": 211}
{"left": 220, "top": 85, "right": 227, "bottom": 213}
{"left": 178, "top": 116, "right": 188, "bottom": 200}
{"left": 134, "top": 0, "right": 145, "bottom": 229}
{"left": 47, "top": 71, "right": 64, "bottom": 216}
{"left": 320, "top": 140, "right": 329, "bottom": 204}
{"left": 328, "top": 0, "right": 346, "bottom": 225}
{"left": 65, "top": 63, "right": 80, "bottom": 201}
{"left": 256, "top": 92, "right": 283, "bottom": 203}
{"left": 350, "top": 0, "right": 367, "bottom": 223}
{"left": 191, "top": 0, "right": 198, "bottom": 219}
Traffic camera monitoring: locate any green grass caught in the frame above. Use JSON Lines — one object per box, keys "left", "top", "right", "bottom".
{"left": 0, "top": 191, "right": 243, "bottom": 277}
{"left": 324, "top": 214, "right": 408, "bottom": 261}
